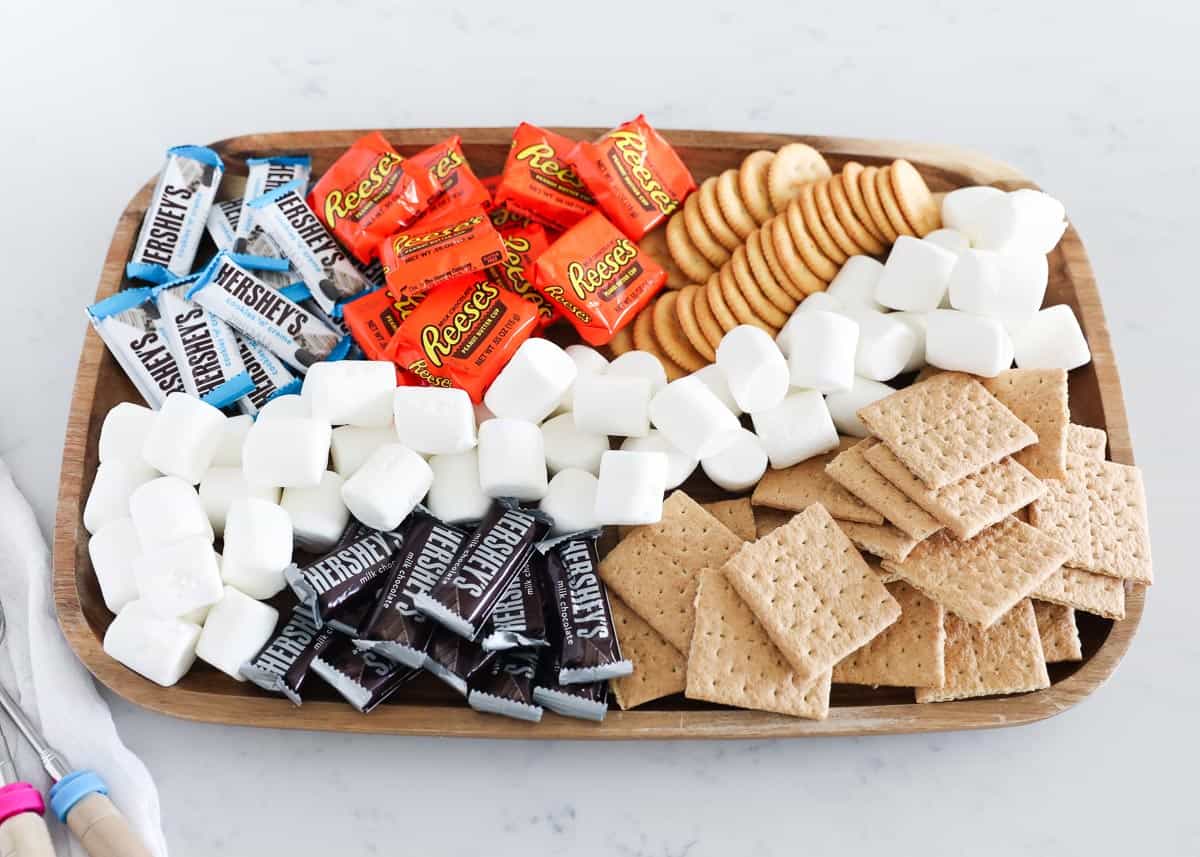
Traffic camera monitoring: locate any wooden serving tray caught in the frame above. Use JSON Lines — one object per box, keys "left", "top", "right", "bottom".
{"left": 53, "top": 128, "right": 1143, "bottom": 738}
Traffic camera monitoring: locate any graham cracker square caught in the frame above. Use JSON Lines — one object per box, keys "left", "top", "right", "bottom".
{"left": 916, "top": 599, "right": 1050, "bottom": 703}
{"left": 599, "top": 491, "right": 745, "bottom": 653}
{"left": 1028, "top": 453, "right": 1152, "bottom": 584}
{"left": 832, "top": 581, "right": 945, "bottom": 687}
{"left": 982, "top": 369, "right": 1069, "bottom": 479}
{"left": 754, "top": 507, "right": 793, "bottom": 538}
{"left": 1067, "top": 424, "right": 1107, "bottom": 460}
{"left": 825, "top": 438, "right": 943, "bottom": 541}
{"left": 882, "top": 516, "right": 1070, "bottom": 628}
{"left": 1033, "top": 566, "right": 1126, "bottom": 620}
{"left": 856, "top": 371, "right": 1037, "bottom": 489}
{"left": 1033, "top": 600, "right": 1082, "bottom": 663}
{"left": 703, "top": 498, "right": 757, "bottom": 542}
{"left": 722, "top": 503, "right": 901, "bottom": 681}
{"left": 685, "top": 569, "right": 831, "bottom": 719}
{"left": 835, "top": 519, "right": 922, "bottom": 563}
{"left": 609, "top": 595, "right": 687, "bottom": 709}
{"left": 751, "top": 438, "right": 884, "bottom": 524}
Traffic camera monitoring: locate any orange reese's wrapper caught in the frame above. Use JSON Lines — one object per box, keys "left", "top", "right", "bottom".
{"left": 342, "top": 287, "right": 426, "bottom": 361}
{"left": 379, "top": 206, "right": 507, "bottom": 299}
{"left": 493, "top": 124, "right": 596, "bottom": 233}
{"left": 486, "top": 224, "right": 556, "bottom": 329}
{"left": 408, "top": 135, "right": 490, "bottom": 218}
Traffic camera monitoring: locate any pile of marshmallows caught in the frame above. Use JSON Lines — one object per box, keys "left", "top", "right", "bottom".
{"left": 85, "top": 182, "right": 1085, "bottom": 689}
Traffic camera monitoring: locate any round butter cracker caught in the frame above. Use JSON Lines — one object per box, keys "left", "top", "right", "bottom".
{"left": 783, "top": 201, "right": 839, "bottom": 282}
{"left": 666, "top": 212, "right": 717, "bottom": 283}
{"left": 731, "top": 245, "right": 793, "bottom": 322}
{"left": 859, "top": 165, "right": 899, "bottom": 243}
{"left": 716, "top": 169, "right": 758, "bottom": 239}
{"left": 828, "top": 169, "right": 886, "bottom": 255}
{"left": 654, "top": 291, "right": 709, "bottom": 372}
{"left": 767, "top": 143, "right": 832, "bottom": 213}
{"left": 840, "top": 162, "right": 887, "bottom": 243}
{"left": 815, "top": 177, "right": 869, "bottom": 257}
{"left": 698, "top": 176, "right": 742, "bottom": 251}
{"left": 682, "top": 192, "right": 732, "bottom": 268}
{"left": 738, "top": 150, "right": 777, "bottom": 224}
{"left": 673, "top": 285, "right": 717, "bottom": 363}
{"left": 875, "top": 165, "right": 917, "bottom": 238}
{"left": 889, "top": 159, "right": 941, "bottom": 237}
{"left": 797, "top": 183, "right": 847, "bottom": 264}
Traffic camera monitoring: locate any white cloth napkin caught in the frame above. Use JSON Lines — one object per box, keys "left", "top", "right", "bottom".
{"left": 0, "top": 458, "right": 168, "bottom": 857}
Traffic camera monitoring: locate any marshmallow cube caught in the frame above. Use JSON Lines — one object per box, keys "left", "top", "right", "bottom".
{"left": 221, "top": 497, "right": 294, "bottom": 599}
{"left": 1013, "top": 305, "right": 1091, "bottom": 371}
{"left": 947, "top": 249, "right": 1048, "bottom": 324}
{"left": 825, "top": 378, "right": 896, "bottom": 437}
{"left": 341, "top": 444, "right": 433, "bottom": 531}
{"left": 925, "top": 309, "right": 1014, "bottom": 378}
{"left": 484, "top": 338, "right": 578, "bottom": 423}
{"left": 102, "top": 600, "right": 200, "bottom": 687}
{"left": 477, "top": 419, "right": 548, "bottom": 501}
{"left": 541, "top": 413, "right": 609, "bottom": 475}
{"left": 129, "top": 476, "right": 213, "bottom": 547}
{"left": 142, "top": 392, "right": 226, "bottom": 484}
{"left": 969, "top": 190, "right": 1067, "bottom": 255}
{"left": 621, "top": 431, "right": 698, "bottom": 490}
{"left": 133, "top": 535, "right": 223, "bottom": 619}
{"left": 281, "top": 471, "right": 351, "bottom": 553}
{"left": 649, "top": 376, "right": 741, "bottom": 459}
{"left": 716, "top": 325, "right": 790, "bottom": 413}
{"left": 558, "top": 344, "right": 610, "bottom": 411}
{"left": 211, "top": 414, "right": 253, "bottom": 468}
{"left": 426, "top": 449, "right": 491, "bottom": 524}
{"left": 304, "top": 361, "right": 396, "bottom": 427}
{"left": 572, "top": 374, "right": 652, "bottom": 437}
{"left": 875, "top": 236, "right": 957, "bottom": 312}
{"left": 923, "top": 228, "right": 971, "bottom": 255}
{"left": 87, "top": 518, "right": 141, "bottom": 613}
{"left": 826, "top": 256, "right": 886, "bottom": 313}
{"left": 594, "top": 450, "right": 668, "bottom": 526}
{"left": 539, "top": 469, "right": 602, "bottom": 535}
{"left": 242, "top": 418, "right": 332, "bottom": 489}
{"left": 941, "top": 186, "right": 1005, "bottom": 235}
{"left": 782, "top": 311, "right": 859, "bottom": 393}
{"left": 256, "top": 394, "right": 310, "bottom": 421}
{"left": 607, "top": 350, "right": 668, "bottom": 394}
{"left": 199, "top": 467, "right": 280, "bottom": 537}
{"left": 850, "top": 311, "right": 918, "bottom": 382}
{"left": 779, "top": 293, "right": 844, "bottom": 358}
{"left": 889, "top": 312, "right": 928, "bottom": 373}
{"left": 393, "top": 387, "right": 476, "bottom": 455}
{"left": 98, "top": 402, "right": 156, "bottom": 465}
{"left": 330, "top": 425, "right": 399, "bottom": 480}
{"left": 700, "top": 427, "right": 768, "bottom": 492}
{"left": 84, "top": 458, "right": 158, "bottom": 535}
{"left": 195, "top": 586, "right": 280, "bottom": 681}
{"left": 689, "top": 364, "right": 743, "bottom": 416}
{"left": 750, "top": 390, "right": 839, "bottom": 469}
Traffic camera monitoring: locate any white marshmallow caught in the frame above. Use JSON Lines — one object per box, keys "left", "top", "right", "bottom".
{"left": 962, "top": 192, "right": 1066, "bottom": 255}
{"left": 947, "top": 249, "right": 1048, "bottom": 324}
{"left": 716, "top": 325, "right": 789, "bottom": 413}
{"left": 393, "top": 387, "right": 476, "bottom": 455}
{"left": 700, "top": 428, "right": 767, "bottom": 492}
{"left": 221, "top": 497, "right": 294, "bottom": 599}
{"left": 848, "top": 310, "right": 918, "bottom": 382}
{"left": 142, "top": 392, "right": 226, "bottom": 484}
{"left": 102, "top": 600, "right": 200, "bottom": 687}
{"left": 484, "top": 338, "right": 577, "bottom": 423}
{"left": 198, "top": 467, "right": 280, "bottom": 537}
{"left": 133, "top": 535, "right": 223, "bottom": 619}
{"left": 211, "top": 414, "right": 253, "bottom": 467}
{"left": 889, "top": 312, "right": 928, "bottom": 373}
{"left": 594, "top": 450, "right": 668, "bottom": 526}
{"left": 826, "top": 256, "right": 886, "bottom": 313}
{"left": 1013, "top": 305, "right": 1091, "bottom": 371}
{"left": 688, "top": 364, "right": 743, "bottom": 416}
{"left": 875, "top": 236, "right": 957, "bottom": 312}
{"left": 304, "top": 361, "right": 396, "bottom": 427}
{"left": 84, "top": 458, "right": 158, "bottom": 535}
{"left": 558, "top": 344, "right": 610, "bottom": 412}
{"left": 796, "top": 291, "right": 845, "bottom": 314}
{"left": 824, "top": 377, "right": 895, "bottom": 437}
{"left": 87, "top": 518, "right": 141, "bottom": 613}
{"left": 340, "top": 444, "right": 433, "bottom": 531}
{"left": 426, "top": 449, "right": 491, "bottom": 524}
{"left": 98, "top": 402, "right": 156, "bottom": 465}
{"left": 129, "top": 476, "right": 213, "bottom": 547}
{"left": 242, "top": 418, "right": 332, "bottom": 488}
{"left": 649, "top": 376, "right": 741, "bottom": 459}
{"left": 1007, "top": 189, "right": 1068, "bottom": 253}
{"left": 477, "top": 419, "right": 547, "bottom": 501}
{"left": 923, "top": 228, "right": 971, "bottom": 255}
{"left": 779, "top": 293, "right": 844, "bottom": 359}
{"left": 540, "top": 413, "right": 609, "bottom": 475}
{"left": 941, "top": 186, "right": 1005, "bottom": 235}
{"left": 572, "top": 374, "right": 652, "bottom": 437}
{"left": 620, "top": 431, "right": 697, "bottom": 490}
{"left": 195, "top": 586, "right": 280, "bottom": 681}
{"left": 781, "top": 311, "right": 859, "bottom": 393}
{"left": 750, "top": 390, "right": 839, "bottom": 469}
{"left": 281, "top": 471, "right": 351, "bottom": 553}
{"left": 539, "top": 469, "right": 602, "bottom": 534}
{"left": 924, "top": 309, "right": 1014, "bottom": 377}
{"left": 256, "top": 394, "right": 309, "bottom": 421}
{"left": 607, "top": 350, "right": 667, "bottom": 394}
{"left": 330, "top": 425, "right": 399, "bottom": 479}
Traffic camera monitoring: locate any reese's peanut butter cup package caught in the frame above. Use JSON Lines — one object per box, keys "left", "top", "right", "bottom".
{"left": 308, "top": 131, "right": 441, "bottom": 264}
{"left": 568, "top": 115, "right": 696, "bottom": 240}
{"left": 493, "top": 124, "right": 596, "bottom": 232}
{"left": 532, "top": 211, "right": 666, "bottom": 345}
{"left": 409, "top": 135, "right": 490, "bottom": 217}
{"left": 487, "top": 224, "right": 557, "bottom": 329}
{"left": 379, "top": 205, "right": 506, "bottom": 299}
{"left": 86, "top": 286, "right": 185, "bottom": 408}
{"left": 342, "top": 286, "right": 426, "bottom": 362}
{"left": 384, "top": 274, "right": 538, "bottom": 402}
{"left": 127, "top": 145, "right": 224, "bottom": 284}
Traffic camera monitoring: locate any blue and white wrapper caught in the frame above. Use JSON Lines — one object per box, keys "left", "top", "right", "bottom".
{"left": 86, "top": 287, "right": 184, "bottom": 408}
{"left": 234, "top": 156, "right": 312, "bottom": 267}
{"left": 205, "top": 197, "right": 242, "bottom": 252}
{"left": 234, "top": 334, "right": 298, "bottom": 415}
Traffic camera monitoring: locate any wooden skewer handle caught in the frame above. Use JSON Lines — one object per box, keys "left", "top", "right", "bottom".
{"left": 65, "top": 794, "right": 151, "bottom": 857}
{"left": 0, "top": 811, "right": 57, "bottom": 857}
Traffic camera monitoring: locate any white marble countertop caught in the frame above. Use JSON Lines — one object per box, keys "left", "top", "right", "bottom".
{"left": 1, "top": 1, "right": 1196, "bottom": 853}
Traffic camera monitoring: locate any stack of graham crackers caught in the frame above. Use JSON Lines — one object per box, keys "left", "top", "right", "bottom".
{"left": 599, "top": 369, "right": 1150, "bottom": 718}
